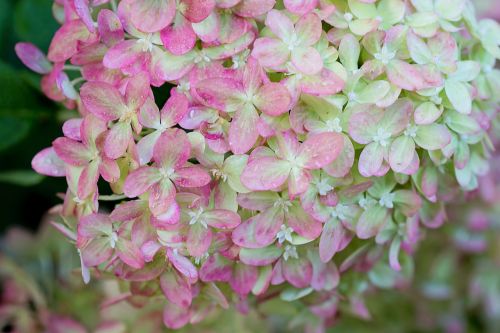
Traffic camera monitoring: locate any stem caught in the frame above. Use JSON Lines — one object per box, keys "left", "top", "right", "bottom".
{"left": 70, "top": 77, "right": 85, "bottom": 86}
{"left": 99, "top": 194, "right": 127, "bottom": 201}
{"left": 110, "top": 0, "right": 117, "bottom": 12}
{"left": 63, "top": 65, "right": 81, "bottom": 72}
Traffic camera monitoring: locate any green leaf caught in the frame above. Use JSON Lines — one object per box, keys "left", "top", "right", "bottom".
{"left": 0, "top": 116, "right": 32, "bottom": 151}
{"left": 0, "top": 170, "right": 44, "bottom": 186}
{"left": 14, "top": 0, "right": 59, "bottom": 51}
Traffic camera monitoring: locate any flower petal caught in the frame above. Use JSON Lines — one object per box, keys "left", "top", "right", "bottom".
{"left": 240, "top": 157, "right": 291, "bottom": 191}
{"left": 80, "top": 82, "right": 126, "bottom": 121}
{"left": 129, "top": 0, "right": 176, "bottom": 32}
{"left": 254, "top": 83, "right": 291, "bottom": 116}
{"left": 297, "top": 132, "right": 345, "bottom": 169}
{"left": 123, "top": 166, "right": 162, "bottom": 198}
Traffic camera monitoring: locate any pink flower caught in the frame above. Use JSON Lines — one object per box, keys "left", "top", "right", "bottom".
{"left": 123, "top": 129, "right": 211, "bottom": 216}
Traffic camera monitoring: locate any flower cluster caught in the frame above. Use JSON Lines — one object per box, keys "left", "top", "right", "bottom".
{"left": 17, "top": 0, "right": 499, "bottom": 330}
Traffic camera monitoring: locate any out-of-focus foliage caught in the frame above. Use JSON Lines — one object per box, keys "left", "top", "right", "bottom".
{"left": 0, "top": 0, "right": 67, "bottom": 232}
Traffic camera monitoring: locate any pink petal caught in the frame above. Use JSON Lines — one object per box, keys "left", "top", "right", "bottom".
{"left": 239, "top": 246, "right": 283, "bottom": 266}
{"left": 125, "top": 72, "right": 151, "bottom": 110}
{"left": 288, "top": 168, "right": 311, "bottom": 198}
{"left": 292, "top": 47, "right": 323, "bottom": 75}
{"left": 234, "top": 0, "right": 276, "bottom": 17}
{"left": 152, "top": 201, "right": 181, "bottom": 228}
{"left": 194, "top": 78, "right": 244, "bottom": 112}
{"left": 265, "top": 9, "right": 294, "bottom": 40}
{"left": 160, "top": 269, "right": 192, "bottom": 308}
{"left": 97, "top": 9, "right": 124, "bottom": 46}
{"left": 287, "top": 203, "right": 322, "bottom": 240}
{"left": 116, "top": 239, "right": 145, "bottom": 269}
{"left": 237, "top": 192, "right": 278, "bottom": 211}
{"left": 32, "top": 147, "right": 66, "bottom": 177}
{"left": 103, "top": 40, "right": 144, "bottom": 70}
{"left": 252, "top": 37, "right": 289, "bottom": 68}
{"left": 80, "top": 238, "right": 113, "bottom": 267}
{"left": 153, "top": 129, "right": 191, "bottom": 169}
{"left": 295, "top": 11, "right": 322, "bottom": 45}
{"left": 161, "top": 93, "right": 189, "bottom": 127}
{"left": 15, "top": 42, "right": 52, "bottom": 74}
{"left": 149, "top": 179, "right": 177, "bottom": 216}
{"left": 77, "top": 160, "right": 99, "bottom": 198}
{"left": 104, "top": 122, "right": 133, "bottom": 159}
{"left": 78, "top": 213, "right": 112, "bottom": 239}
{"left": 358, "top": 142, "right": 384, "bottom": 177}
{"left": 230, "top": 263, "right": 258, "bottom": 295}
{"left": 203, "top": 210, "right": 241, "bottom": 229}
{"left": 48, "top": 20, "right": 97, "bottom": 62}
{"left": 323, "top": 135, "right": 355, "bottom": 178}
{"left": 74, "top": 0, "right": 95, "bottom": 32}
{"left": 228, "top": 105, "right": 260, "bottom": 154}
{"left": 297, "top": 132, "right": 344, "bottom": 169}
{"left": 167, "top": 248, "right": 198, "bottom": 281}
{"left": 52, "top": 137, "right": 91, "bottom": 166}
{"left": 163, "top": 302, "right": 190, "bottom": 329}
{"left": 80, "top": 81, "right": 126, "bottom": 121}
{"left": 129, "top": 0, "right": 176, "bottom": 32}
{"left": 199, "top": 254, "right": 232, "bottom": 282}
{"left": 123, "top": 166, "right": 161, "bottom": 198}
{"left": 62, "top": 118, "right": 83, "bottom": 141}
{"left": 254, "top": 83, "right": 291, "bottom": 116}
{"left": 232, "top": 207, "right": 284, "bottom": 248}
{"left": 284, "top": 0, "right": 319, "bottom": 15}
{"left": 183, "top": 0, "right": 216, "bottom": 23}
{"left": 356, "top": 205, "right": 389, "bottom": 239}
{"left": 240, "top": 157, "right": 291, "bottom": 191}
{"left": 319, "top": 219, "right": 346, "bottom": 263}
{"left": 174, "top": 166, "right": 211, "bottom": 187}
{"left": 282, "top": 257, "right": 313, "bottom": 288}
{"left": 160, "top": 16, "right": 197, "bottom": 55}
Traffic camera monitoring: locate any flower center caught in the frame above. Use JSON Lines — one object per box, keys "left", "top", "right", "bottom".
{"left": 188, "top": 207, "right": 207, "bottom": 228}
{"left": 344, "top": 12, "right": 354, "bottom": 22}
{"left": 404, "top": 124, "right": 418, "bottom": 138}
{"left": 372, "top": 127, "right": 392, "bottom": 146}
{"left": 109, "top": 231, "right": 118, "bottom": 249}
{"left": 137, "top": 34, "right": 154, "bottom": 53}
{"left": 274, "top": 198, "right": 293, "bottom": 212}
{"left": 325, "top": 117, "right": 343, "bottom": 133}
{"left": 379, "top": 192, "right": 395, "bottom": 208}
{"left": 210, "top": 168, "right": 227, "bottom": 182}
{"left": 160, "top": 167, "right": 175, "bottom": 180}
{"left": 276, "top": 225, "right": 294, "bottom": 244}
{"left": 359, "top": 196, "right": 376, "bottom": 210}
{"left": 374, "top": 47, "right": 396, "bottom": 65}
{"left": 331, "top": 204, "right": 347, "bottom": 220}
{"left": 285, "top": 33, "right": 301, "bottom": 51}
{"left": 314, "top": 178, "right": 334, "bottom": 196}
{"left": 283, "top": 245, "right": 298, "bottom": 261}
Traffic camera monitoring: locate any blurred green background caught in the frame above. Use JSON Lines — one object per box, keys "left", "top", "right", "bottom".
{"left": 0, "top": 0, "right": 66, "bottom": 233}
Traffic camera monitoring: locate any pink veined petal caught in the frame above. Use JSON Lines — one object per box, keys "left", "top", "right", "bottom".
{"left": 194, "top": 78, "right": 244, "bottom": 112}
{"left": 287, "top": 203, "right": 322, "bottom": 240}
{"left": 32, "top": 147, "right": 66, "bottom": 177}
{"left": 310, "top": 254, "right": 340, "bottom": 291}
{"left": 78, "top": 213, "right": 112, "bottom": 239}
{"left": 386, "top": 60, "right": 429, "bottom": 91}
{"left": 203, "top": 210, "right": 241, "bottom": 229}
{"left": 230, "top": 263, "right": 258, "bottom": 295}
{"left": 239, "top": 246, "right": 283, "bottom": 266}
{"left": 297, "top": 132, "right": 345, "bottom": 169}
{"left": 240, "top": 157, "right": 291, "bottom": 191}
{"left": 125, "top": 72, "right": 151, "bottom": 110}
{"left": 77, "top": 159, "right": 100, "bottom": 198}
{"left": 275, "top": 131, "right": 301, "bottom": 160}
{"left": 254, "top": 82, "right": 291, "bottom": 116}
{"left": 74, "top": 0, "right": 95, "bottom": 32}
{"left": 319, "top": 218, "right": 346, "bottom": 263}
{"left": 356, "top": 205, "right": 389, "bottom": 239}
{"left": 160, "top": 16, "right": 197, "bottom": 56}
{"left": 282, "top": 257, "right": 313, "bottom": 288}
{"left": 174, "top": 166, "right": 211, "bottom": 188}
{"left": 123, "top": 166, "right": 162, "bottom": 198}
{"left": 242, "top": 57, "right": 264, "bottom": 95}
{"left": 265, "top": 9, "right": 294, "bottom": 41}
{"left": 110, "top": 200, "right": 148, "bottom": 221}
{"left": 152, "top": 201, "right": 181, "bottom": 228}
{"left": 104, "top": 122, "right": 133, "bottom": 159}
{"left": 62, "top": 118, "right": 83, "bottom": 141}
{"left": 251, "top": 37, "right": 290, "bottom": 68}
{"left": 182, "top": 0, "right": 216, "bottom": 23}
{"left": 358, "top": 142, "right": 384, "bottom": 177}
{"left": 149, "top": 178, "right": 177, "bottom": 216}
{"left": 116, "top": 239, "right": 145, "bottom": 269}
{"left": 80, "top": 238, "right": 114, "bottom": 267}
{"left": 129, "top": 0, "right": 176, "bottom": 32}
{"left": 153, "top": 129, "right": 191, "bottom": 169}
{"left": 103, "top": 40, "right": 144, "bottom": 70}
{"left": 166, "top": 248, "right": 198, "bottom": 281}
{"left": 15, "top": 42, "right": 52, "bottom": 74}
{"left": 150, "top": 47, "right": 195, "bottom": 82}
{"left": 139, "top": 98, "right": 161, "bottom": 129}
{"left": 237, "top": 192, "right": 279, "bottom": 211}
{"left": 389, "top": 135, "right": 416, "bottom": 173}
{"left": 284, "top": 0, "right": 319, "bottom": 15}
{"left": 80, "top": 81, "right": 126, "bottom": 121}
{"left": 191, "top": 11, "right": 220, "bottom": 43}
{"left": 52, "top": 137, "right": 91, "bottom": 166}
{"left": 161, "top": 93, "right": 189, "bottom": 127}
{"left": 323, "top": 135, "right": 355, "bottom": 178}
{"left": 187, "top": 223, "right": 212, "bottom": 258}
{"left": 199, "top": 254, "right": 232, "bottom": 282}
{"left": 300, "top": 68, "right": 345, "bottom": 96}
{"left": 97, "top": 9, "right": 124, "bottom": 47}
{"left": 228, "top": 104, "right": 260, "bottom": 154}
{"left": 288, "top": 167, "right": 311, "bottom": 198}
{"left": 160, "top": 269, "right": 192, "bottom": 308}
{"left": 348, "top": 105, "right": 383, "bottom": 144}
{"left": 234, "top": 0, "right": 276, "bottom": 17}
{"left": 163, "top": 301, "right": 190, "bottom": 329}
{"left": 232, "top": 207, "right": 285, "bottom": 248}
{"left": 295, "top": 11, "right": 322, "bottom": 45}
{"left": 137, "top": 131, "right": 162, "bottom": 165}
{"left": 48, "top": 20, "right": 97, "bottom": 62}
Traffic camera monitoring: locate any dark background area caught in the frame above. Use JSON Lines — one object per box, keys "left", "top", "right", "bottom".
{"left": 0, "top": 0, "right": 66, "bottom": 232}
